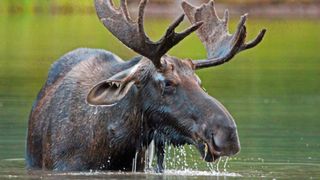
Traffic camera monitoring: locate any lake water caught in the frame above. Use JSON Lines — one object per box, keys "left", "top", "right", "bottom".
{"left": 0, "top": 14, "right": 319, "bottom": 179}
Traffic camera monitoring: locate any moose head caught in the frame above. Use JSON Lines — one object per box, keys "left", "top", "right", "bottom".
{"left": 89, "top": 0, "right": 266, "bottom": 165}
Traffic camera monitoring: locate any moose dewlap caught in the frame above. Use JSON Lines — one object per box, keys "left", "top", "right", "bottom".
{"left": 26, "top": 0, "right": 265, "bottom": 172}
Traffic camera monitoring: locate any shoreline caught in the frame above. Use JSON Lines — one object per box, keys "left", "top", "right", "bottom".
{"left": 1, "top": 3, "right": 320, "bottom": 19}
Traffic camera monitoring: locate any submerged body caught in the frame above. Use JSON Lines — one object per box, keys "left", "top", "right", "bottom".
{"left": 27, "top": 48, "right": 149, "bottom": 171}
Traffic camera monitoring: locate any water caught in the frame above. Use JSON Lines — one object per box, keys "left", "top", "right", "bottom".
{"left": 0, "top": 14, "right": 320, "bottom": 179}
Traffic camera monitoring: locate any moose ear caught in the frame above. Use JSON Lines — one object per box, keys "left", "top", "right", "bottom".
{"left": 86, "top": 68, "right": 137, "bottom": 106}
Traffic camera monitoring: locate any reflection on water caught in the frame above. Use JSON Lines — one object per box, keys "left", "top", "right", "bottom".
{"left": 0, "top": 14, "right": 319, "bottom": 179}
{"left": 1, "top": 158, "right": 320, "bottom": 179}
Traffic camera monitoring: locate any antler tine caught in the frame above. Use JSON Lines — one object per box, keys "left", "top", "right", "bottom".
{"left": 95, "top": 0, "right": 115, "bottom": 17}
{"left": 164, "top": 15, "right": 203, "bottom": 40}
{"left": 241, "top": 29, "right": 267, "bottom": 50}
{"left": 195, "top": 25, "right": 246, "bottom": 68}
{"left": 176, "top": 20, "right": 204, "bottom": 43}
{"left": 166, "top": 14, "right": 186, "bottom": 37}
{"left": 95, "top": 0, "right": 202, "bottom": 68}
{"left": 120, "top": 0, "right": 131, "bottom": 22}
{"left": 182, "top": 0, "right": 266, "bottom": 69}
{"left": 156, "top": 15, "right": 204, "bottom": 60}
{"left": 137, "top": 0, "right": 147, "bottom": 37}
{"left": 223, "top": 9, "right": 229, "bottom": 25}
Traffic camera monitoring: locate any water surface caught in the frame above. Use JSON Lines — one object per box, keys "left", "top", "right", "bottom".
{"left": 0, "top": 14, "right": 319, "bottom": 179}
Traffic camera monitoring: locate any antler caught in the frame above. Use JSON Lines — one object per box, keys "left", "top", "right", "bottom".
{"left": 182, "top": 0, "right": 266, "bottom": 69}
{"left": 95, "top": 0, "right": 203, "bottom": 68}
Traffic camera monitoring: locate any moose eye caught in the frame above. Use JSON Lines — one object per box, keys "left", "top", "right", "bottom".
{"left": 163, "top": 80, "right": 176, "bottom": 94}
{"left": 165, "top": 80, "right": 174, "bottom": 87}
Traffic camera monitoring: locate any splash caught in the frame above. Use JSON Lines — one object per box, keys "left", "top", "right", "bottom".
{"left": 216, "top": 157, "right": 221, "bottom": 172}
{"left": 132, "top": 151, "right": 138, "bottom": 172}
{"left": 224, "top": 157, "right": 229, "bottom": 172}
{"left": 49, "top": 170, "right": 241, "bottom": 177}
{"left": 158, "top": 144, "right": 239, "bottom": 177}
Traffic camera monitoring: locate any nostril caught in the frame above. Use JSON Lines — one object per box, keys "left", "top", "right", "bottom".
{"left": 222, "top": 142, "right": 240, "bottom": 156}
{"left": 213, "top": 129, "right": 240, "bottom": 156}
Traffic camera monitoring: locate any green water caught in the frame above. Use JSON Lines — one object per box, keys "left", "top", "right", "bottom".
{"left": 0, "top": 14, "right": 319, "bottom": 179}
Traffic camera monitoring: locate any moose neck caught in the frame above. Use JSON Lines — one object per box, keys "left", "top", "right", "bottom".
{"left": 107, "top": 57, "right": 154, "bottom": 153}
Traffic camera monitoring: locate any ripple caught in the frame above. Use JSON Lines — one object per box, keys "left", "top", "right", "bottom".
{"left": 49, "top": 169, "right": 241, "bottom": 177}
{"left": 161, "top": 169, "right": 241, "bottom": 177}
{"left": 2, "top": 158, "right": 25, "bottom": 161}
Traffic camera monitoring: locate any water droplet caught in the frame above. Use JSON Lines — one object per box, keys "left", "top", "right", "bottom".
{"left": 216, "top": 158, "right": 221, "bottom": 172}
{"left": 132, "top": 151, "right": 138, "bottom": 172}
{"left": 94, "top": 106, "right": 98, "bottom": 115}
{"left": 223, "top": 157, "right": 229, "bottom": 172}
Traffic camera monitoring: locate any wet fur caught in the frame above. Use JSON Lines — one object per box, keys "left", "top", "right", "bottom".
{"left": 26, "top": 48, "right": 240, "bottom": 172}
{"left": 26, "top": 48, "right": 148, "bottom": 171}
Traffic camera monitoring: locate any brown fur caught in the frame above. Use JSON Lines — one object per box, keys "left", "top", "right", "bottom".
{"left": 27, "top": 48, "right": 240, "bottom": 172}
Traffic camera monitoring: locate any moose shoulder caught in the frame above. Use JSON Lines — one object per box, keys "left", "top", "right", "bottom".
{"left": 26, "top": 0, "right": 266, "bottom": 172}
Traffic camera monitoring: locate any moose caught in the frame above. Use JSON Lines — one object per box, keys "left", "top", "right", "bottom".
{"left": 26, "top": 0, "right": 266, "bottom": 172}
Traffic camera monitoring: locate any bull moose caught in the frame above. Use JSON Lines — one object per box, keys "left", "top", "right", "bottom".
{"left": 26, "top": 0, "right": 266, "bottom": 172}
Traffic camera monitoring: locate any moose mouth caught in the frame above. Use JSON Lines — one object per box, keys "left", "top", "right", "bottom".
{"left": 155, "top": 128, "right": 222, "bottom": 162}
{"left": 195, "top": 137, "right": 221, "bottom": 162}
